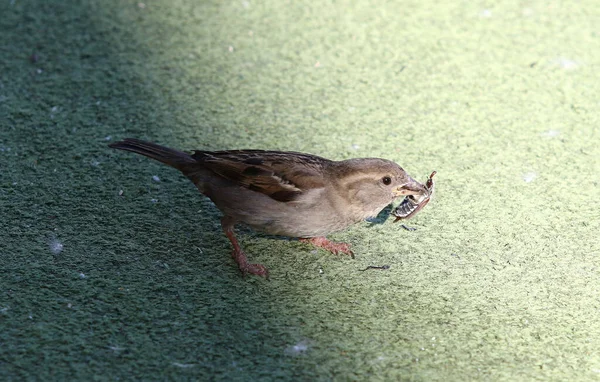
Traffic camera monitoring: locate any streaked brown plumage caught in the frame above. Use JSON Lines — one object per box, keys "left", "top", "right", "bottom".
{"left": 109, "top": 138, "right": 427, "bottom": 277}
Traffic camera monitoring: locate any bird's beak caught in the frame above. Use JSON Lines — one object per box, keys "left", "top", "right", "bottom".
{"left": 393, "top": 181, "right": 426, "bottom": 197}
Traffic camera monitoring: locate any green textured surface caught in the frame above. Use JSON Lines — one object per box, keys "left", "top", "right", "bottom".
{"left": 1, "top": 0, "right": 599, "bottom": 380}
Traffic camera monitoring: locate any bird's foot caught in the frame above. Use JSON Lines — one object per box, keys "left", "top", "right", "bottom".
{"left": 300, "top": 237, "right": 354, "bottom": 258}
{"left": 222, "top": 216, "right": 269, "bottom": 278}
{"left": 231, "top": 250, "right": 269, "bottom": 278}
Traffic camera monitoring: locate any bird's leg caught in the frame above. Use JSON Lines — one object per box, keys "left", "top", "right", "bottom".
{"left": 220, "top": 216, "right": 269, "bottom": 278}
{"left": 300, "top": 237, "right": 354, "bottom": 259}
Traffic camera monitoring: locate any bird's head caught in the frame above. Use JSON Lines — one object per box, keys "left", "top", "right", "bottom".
{"left": 330, "top": 158, "right": 426, "bottom": 220}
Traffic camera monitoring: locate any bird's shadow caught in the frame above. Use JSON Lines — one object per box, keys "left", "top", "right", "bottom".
{"left": 365, "top": 204, "right": 394, "bottom": 227}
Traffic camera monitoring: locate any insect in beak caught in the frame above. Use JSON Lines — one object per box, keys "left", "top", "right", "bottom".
{"left": 392, "top": 171, "right": 436, "bottom": 221}
{"left": 393, "top": 182, "right": 426, "bottom": 197}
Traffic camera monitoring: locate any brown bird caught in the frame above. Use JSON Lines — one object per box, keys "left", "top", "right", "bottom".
{"left": 109, "top": 139, "right": 427, "bottom": 277}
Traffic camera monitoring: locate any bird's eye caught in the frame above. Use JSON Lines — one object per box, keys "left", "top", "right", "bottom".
{"left": 382, "top": 176, "right": 392, "bottom": 185}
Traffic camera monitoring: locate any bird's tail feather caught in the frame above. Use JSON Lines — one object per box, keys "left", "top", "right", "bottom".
{"left": 109, "top": 138, "right": 196, "bottom": 171}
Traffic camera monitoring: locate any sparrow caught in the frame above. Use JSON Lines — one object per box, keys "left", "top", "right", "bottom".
{"left": 109, "top": 138, "right": 427, "bottom": 278}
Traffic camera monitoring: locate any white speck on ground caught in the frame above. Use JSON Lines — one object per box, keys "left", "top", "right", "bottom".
{"left": 151, "top": 198, "right": 158, "bottom": 203}
{"left": 480, "top": 9, "right": 492, "bottom": 18}
{"left": 49, "top": 237, "right": 64, "bottom": 255}
{"left": 522, "top": 8, "right": 534, "bottom": 17}
{"left": 523, "top": 172, "right": 537, "bottom": 183}
{"left": 284, "top": 340, "right": 310, "bottom": 356}
{"left": 172, "top": 363, "right": 196, "bottom": 368}
{"left": 553, "top": 57, "right": 579, "bottom": 70}
{"left": 541, "top": 130, "right": 560, "bottom": 138}
{"left": 152, "top": 175, "right": 160, "bottom": 182}
{"left": 104, "top": 135, "right": 112, "bottom": 141}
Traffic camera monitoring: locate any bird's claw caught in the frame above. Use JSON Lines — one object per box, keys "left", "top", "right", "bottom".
{"left": 301, "top": 237, "right": 354, "bottom": 258}
{"left": 231, "top": 250, "right": 269, "bottom": 278}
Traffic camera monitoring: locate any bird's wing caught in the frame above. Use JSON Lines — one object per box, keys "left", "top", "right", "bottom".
{"left": 191, "top": 150, "right": 329, "bottom": 202}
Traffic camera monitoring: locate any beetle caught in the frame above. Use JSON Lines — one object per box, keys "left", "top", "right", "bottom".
{"left": 392, "top": 171, "right": 436, "bottom": 222}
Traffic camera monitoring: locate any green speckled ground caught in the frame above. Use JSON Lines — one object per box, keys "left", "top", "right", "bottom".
{"left": 1, "top": 1, "right": 599, "bottom": 380}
